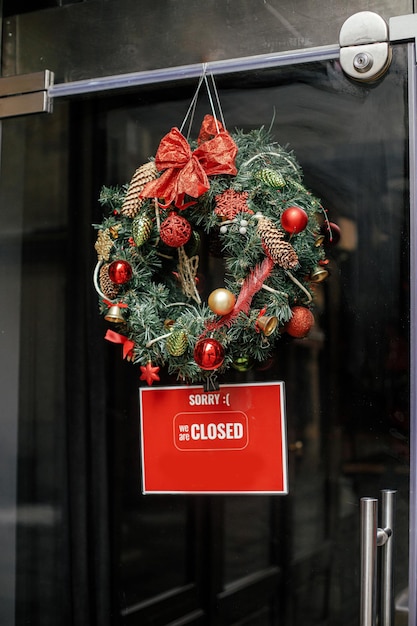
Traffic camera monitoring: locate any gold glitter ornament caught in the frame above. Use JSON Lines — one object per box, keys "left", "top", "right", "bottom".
{"left": 95, "top": 228, "right": 114, "bottom": 261}
{"left": 256, "top": 168, "right": 286, "bottom": 188}
{"left": 288, "top": 179, "right": 306, "bottom": 193}
{"left": 132, "top": 214, "right": 153, "bottom": 247}
{"left": 166, "top": 330, "right": 188, "bottom": 356}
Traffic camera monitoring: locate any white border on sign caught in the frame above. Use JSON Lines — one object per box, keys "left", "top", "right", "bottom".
{"left": 139, "top": 381, "right": 288, "bottom": 495}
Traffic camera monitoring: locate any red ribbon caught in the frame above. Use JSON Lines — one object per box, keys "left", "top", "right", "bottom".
{"left": 197, "top": 114, "right": 224, "bottom": 144}
{"left": 105, "top": 329, "right": 135, "bottom": 360}
{"left": 140, "top": 115, "right": 238, "bottom": 210}
{"left": 255, "top": 307, "right": 268, "bottom": 333}
{"left": 103, "top": 299, "right": 128, "bottom": 308}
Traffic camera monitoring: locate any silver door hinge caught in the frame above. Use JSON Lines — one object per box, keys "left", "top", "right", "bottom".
{"left": 390, "top": 14, "right": 417, "bottom": 63}
{"left": 340, "top": 12, "right": 417, "bottom": 82}
{"left": 0, "top": 70, "right": 54, "bottom": 119}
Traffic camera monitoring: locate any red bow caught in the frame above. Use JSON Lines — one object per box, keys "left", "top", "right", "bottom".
{"left": 103, "top": 299, "right": 128, "bottom": 308}
{"left": 140, "top": 115, "right": 237, "bottom": 210}
{"left": 105, "top": 329, "right": 135, "bottom": 360}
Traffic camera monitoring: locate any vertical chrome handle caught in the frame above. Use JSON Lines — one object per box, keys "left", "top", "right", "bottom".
{"left": 360, "top": 491, "right": 396, "bottom": 626}
{"left": 360, "top": 497, "right": 378, "bottom": 626}
{"left": 380, "top": 489, "right": 396, "bottom": 626}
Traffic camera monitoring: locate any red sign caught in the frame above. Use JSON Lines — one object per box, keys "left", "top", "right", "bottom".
{"left": 140, "top": 382, "right": 288, "bottom": 494}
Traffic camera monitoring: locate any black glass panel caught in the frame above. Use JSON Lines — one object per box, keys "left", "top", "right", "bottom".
{"left": 0, "top": 45, "right": 410, "bottom": 626}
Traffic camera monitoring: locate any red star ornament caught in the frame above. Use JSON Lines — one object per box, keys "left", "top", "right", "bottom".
{"left": 139, "top": 362, "right": 160, "bottom": 386}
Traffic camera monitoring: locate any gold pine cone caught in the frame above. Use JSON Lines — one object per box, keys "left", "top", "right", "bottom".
{"left": 121, "top": 161, "right": 158, "bottom": 218}
{"left": 95, "top": 228, "right": 114, "bottom": 261}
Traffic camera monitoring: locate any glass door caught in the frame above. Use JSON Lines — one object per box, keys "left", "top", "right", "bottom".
{"left": 0, "top": 41, "right": 413, "bottom": 626}
{"left": 94, "top": 43, "right": 412, "bottom": 625}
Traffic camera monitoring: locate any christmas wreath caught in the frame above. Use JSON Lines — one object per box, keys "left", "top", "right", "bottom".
{"left": 93, "top": 114, "right": 335, "bottom": 387}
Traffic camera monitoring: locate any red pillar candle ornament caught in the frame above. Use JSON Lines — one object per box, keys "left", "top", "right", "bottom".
{"left": 108, "top": 260, "right": 133, "bottom": 284}
{"left": 159, "top": 211, "right": 192, "bottom": 248}
{"left": 194, "top": 338, "right": 225, "bottom": 370}
{"left": 285, "top": 306, "right": 314, "bottom": 338}
{"left": 208, "top": 288, "right": 236, "bottom": 315}
{"left": 281, "top": 206, "right": 308, "bottom": 234}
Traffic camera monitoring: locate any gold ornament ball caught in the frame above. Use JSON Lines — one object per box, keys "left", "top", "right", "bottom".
{"left": 208, "top": 288, "right": 236, "bottom": 316}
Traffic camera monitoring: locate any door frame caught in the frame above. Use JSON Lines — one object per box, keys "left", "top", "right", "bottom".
{"left": 407, "top": 42, "right": 417, "bottom": 624}
{"left": 1, "top": 15, "right": 417, "bottom": 624}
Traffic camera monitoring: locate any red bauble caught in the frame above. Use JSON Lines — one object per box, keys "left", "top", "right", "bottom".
{"left": 108, "top": 259, "right": 133, "bottom": 284}
{"left": 281, "top": 206, "right": 308, "bottom": 234}
{"left": 286, "top": 306, "right": 314, "bottom": 338}
{"left": 321, "top": 221, "right": 341, "bottom": 246}
{"left": 160, "top": 211, "right": 192, "bottom": 248}
{"left": 194, "top": 338, "right": 225, "bottom": 370}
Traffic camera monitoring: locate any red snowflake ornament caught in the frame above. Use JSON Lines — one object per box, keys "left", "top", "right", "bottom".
{"left": 214, "top": 189, "right": 253, "bottom": 220}
{"left": 140, "top": 362, "right": 160, "bottom": 385}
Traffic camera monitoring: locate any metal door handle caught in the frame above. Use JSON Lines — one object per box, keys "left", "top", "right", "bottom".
{"left": 360, "top": 497, "right": 378, "bottom": 626}
{"left": 360, "top": 490, "right": 396, "bottom": 626}
{"left": 380, "top": 490, "right": 396, "bottom": 626}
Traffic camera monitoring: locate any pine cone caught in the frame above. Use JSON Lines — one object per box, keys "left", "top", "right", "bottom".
{"left": 95, "top": 228, "right": 114, "bottom": 261}
{"left": 121, "top": 161, "right": 158, "bottom": 218}
{"left": 257, "top": 217, "right": 298, "bottom": 269}
{"left": 99, "top": 263, "right": 119, "bottom": 299}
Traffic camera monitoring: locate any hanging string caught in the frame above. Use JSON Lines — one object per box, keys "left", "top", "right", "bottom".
{"left": 209, "top": 71, "right": 227, "bottom": 130}
{"left": 185, "top": 82, "right": 199, "bottom": 140}
{"left": 179, "top": 64, "right": 226, "bottom": 139}
{"left": 179, "top": 69, "right": 205, "bottom": 136}
{"left": 203, "top": 73, "right": 220, "bottom": 134}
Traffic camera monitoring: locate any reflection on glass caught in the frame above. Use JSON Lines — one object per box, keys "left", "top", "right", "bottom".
{"left": 224, "top": 497, "right": 270, "bottom": 584}
{"left": 2, "top": 44, "right": 410, "bottom": 625}
{"left": 119, "top": 497, "right": 188, "bottom": 604}
{"left": 104, "top": 47, "right": 410, "bottom": 622}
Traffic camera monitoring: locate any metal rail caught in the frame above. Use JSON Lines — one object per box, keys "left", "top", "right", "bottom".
{"left": 47, "top": 44, "right": 340, "bottom": 98}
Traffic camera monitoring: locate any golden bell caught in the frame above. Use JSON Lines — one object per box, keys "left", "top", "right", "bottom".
{"left": 309, "top": 266, "right": 329, "bottom": 283}
{"left": 164, "top": 318, "right": 175, "bottom": 331}
{"left": 104, "top": 304, "right": 125, "bottom": 323}
{"left": 314, "top": 234, "right": 325, "bottom": 247}
{"left": 257, "top": 315, "right": 278, "bottom": 336}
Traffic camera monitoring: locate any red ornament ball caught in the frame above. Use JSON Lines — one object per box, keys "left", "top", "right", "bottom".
{"left": 321, "top": 221, "right": 341, "bottom": 246}
{"left": 108, "top": 259, "right": 133, "bottom": 284}
{"left": 160, "top": 211, "right": 192, "bottom": 248}
{"left": 286, "top": 306, "right": 314, "bottom": 338}
{"left": 281, "top": 206, "right": 308, "bottom": 234}
{"left": 194, "top": 338, "right": 225, "bottom": 370}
